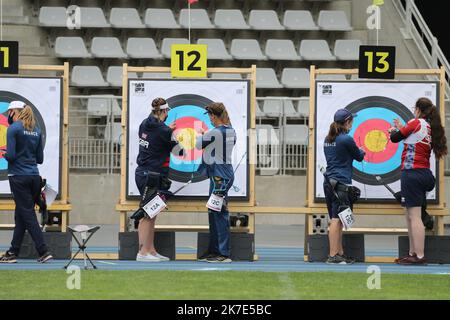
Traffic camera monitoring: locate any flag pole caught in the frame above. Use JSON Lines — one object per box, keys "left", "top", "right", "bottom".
{"left": 188, "top": 1, "right": 191, "bottom": 44}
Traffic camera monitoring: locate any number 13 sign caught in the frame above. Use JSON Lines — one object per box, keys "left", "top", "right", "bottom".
{"left": 171, "top": 44, "right": 207, "bottom": 78}
{"left": 359, "top": 45, "right": 396, "bottom": 80}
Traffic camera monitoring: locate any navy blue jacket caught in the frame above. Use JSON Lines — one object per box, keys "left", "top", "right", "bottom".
{"left": 195, "top": 125, "right": 236, "bottom": 180}
{"left": 136, "top": 116, "right": 178, "bottom": 175}
{"left": 4, "top": 121, "right": 43, "bottom": 176}
{"left": 324, "top": 133, "right": 365, "bottom": 185}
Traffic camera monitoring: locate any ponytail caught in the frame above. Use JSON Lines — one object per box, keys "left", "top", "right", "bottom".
{"left": 325, "top": 121, "right": 348, "bottom": 143}
{"left": 416, "top": 97, "right": 448, "bottom": 159}
{"left": 17, "top": 105, "right": 36, "bottom": 131}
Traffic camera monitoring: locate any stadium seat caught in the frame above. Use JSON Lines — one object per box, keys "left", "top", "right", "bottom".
{"left": 71, "top": 66, "right": 109, "bottom": 87}
{"left": 284, "top": 100, "right": 299, "bottom": 118}
{"left": 91, "top": 37, "right": 127, "bottom": 59}
{"left": 110, "top": 8, "right": 144, "bottom": 28}
{"left": 256, "top": 124, "right": 279, "bottom": 145}
{"left": 299, "top": 40, "right": 336, "bottom": 60}
{"left": 316, "top": 71, "right": 347, "bottom": 80}
{"left": 265, "top": 39, "right": 300, "bottom": 61}
{"left": 39, "top": 6, "right": 67, "bottom": 27}
{"left": 197, "top": 39, "right": 232, "bottom": 60}
{"left": 161, "top": 38, "right": 190, "bottom": 58}
{"left": 283, "top": 10, "right": 319, "bottom": 30}
{"left": 230, "top": 39, "right": 267, "bottom": 60}
{"left": 55, "top": 37, "right": 91, "bottom": 58}
{"left": 256, "top": 68, "right": 282, "bottom": 89}
{"left": 210, "top": 73, "right": 242, "bottom": 79}
{"left": 104, "top": 122, "right": 122, "bottom": 145}
{"left": 214, "top": 9, "right": 249, "bottom": 29}
{"left": 297, "top": 97, "right": 310, "bottom": 118}
{"left": 281, "top": 68, "right": 310, "bottom": 89}
{"left": 256, "top": 102, "right": 265, "bottom": 117}
{"left": 145, "top": 8, "right": 180, "bottom": 29}
{"left": 262, "top": 99, "right": 283, "bottom": 117}
{"left": 249, "top": 10, "right": 284, "bottom": 30}
{"left": 179, "top": 9, "right": 214, "bottom": 29}
{"left": 334, "top": 39, "right": 362, "bottom": 60}
{"left": 107, "top": 66, "right": 138, "bottom": 87}
{"left": 126, "top": 38, "right": 162, "bottom": 59}
{"left": 283, "top": 125, "right": 309, "bottom": 145}
{"left": 79, "top": 7, "right": 110, "bottom": 28}
{"left": 87, "top": 95, "right": 121, "bottom": 116}
{"left": 141, "top": 72, "right": 171, "bottom": 79}
{"left": 318, "top": 10, "right": 352, "bottom": 31}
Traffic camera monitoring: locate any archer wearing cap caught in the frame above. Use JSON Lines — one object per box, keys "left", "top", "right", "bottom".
{"left": 321, "top": 108, "right": 365, "bottom": 264}
{"left": 7, "top": 101, "right": 26, "bottom": 125}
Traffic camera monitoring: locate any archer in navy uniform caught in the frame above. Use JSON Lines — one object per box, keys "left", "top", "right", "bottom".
{"left": 0, "top": 101, "right": 52, "bottom": 264}
{"left": 134, "top": 97, "right": 179, "bottom": 262}
{"left": 323, "top": 109, "right": 365, "bottom": 264}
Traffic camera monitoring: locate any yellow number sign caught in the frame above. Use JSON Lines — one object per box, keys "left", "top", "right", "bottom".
{"left": 171, "top": 44, "right": 207, "bottom": 78}
{"left": 0, "top": 41, "right": 19, "bottom": 74}
{"left": 359, "top": 45, "right": 395, "bottom": 79}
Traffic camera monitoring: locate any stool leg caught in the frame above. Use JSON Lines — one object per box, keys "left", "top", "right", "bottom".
{"left": 64, "top": 248, "right": 81, "bottom": 269}
{"left": 85, "top": 252, "right": 97, "bottom": 269}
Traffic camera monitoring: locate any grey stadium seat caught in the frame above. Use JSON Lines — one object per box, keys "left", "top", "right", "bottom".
{"left": 316, "top": 73, "right": 347, "bottom": 81}
{"left": 318, "top": 10, "right": 352, "bottom": 31}
{"left": 55, "top": 37, "right": 91, "bottom": 58}
{"left": 197, "top": 39, "right": 232, "bottom": 60}
{"left": 265, "top": 39, "right": 300, "bottom": 61}
{"left": 249, "top": 10, "right": 284, "bottom": 30}
{"left": 284, "top": 125, "right": 309, "bottom": 145}
{"left": 210, "top": 73, "right": 242, "bottom": 79}
{"left": 283, "top": 10, "right": 318, "bottom": 30}
{"left": 107, "top": 66, "right": 138, "bottom": 87}
{"left": 104, "top": 122, "right": 122, "bottom": 145}
{"left": 91, "top": 37, "right": 127, "bottom": 58}
{"left": 256, "top": 68, "right": 282, "bottom": 89}
{"left": 299, "top": 40, "right": 336, "bottom": 60}
{"left": 145, "top": 8, "right": 180, "bottom": 29}
{"left": 179, "top": 9, "right": 214, "bottom": 29}
{"left": 39, "top": 6, "right": 67, "bottom": 27}
{"left": 281, "top": 68, "right": 310, "bottom": 89}
{"left": 142, "top": 72, "right": 171, "bottom": 79}
{"left": 214, "top": 9, "right": 249, "bottom": 29}
{"left": 284, "top": 100, "right": 299, "bottom": 118}
{"left": 297, "top": 97, "right": 310, "bottom": 118}
{"left": 262, "top": 99, "right": 282, "bottom": 117}
{"left": 71, "top": 66, "right": 108, "bottom": 87}
{"left": 334, "top": 39, "right": 362, "bottom": 60}
{"left": 127, "top": 38, "right": 162, "bottom": 59}
{"left": 110, "top": 8, "right": 144, "bottom": 28}
{"left": 79, "top": 7, "right": 110, "bottom": 28}
{"left": 87, "top": 95, "right": 121, "bottom": 116}
{"left": 161, "top": 38, "right": 190, "bottom": 58}
{"left": 230, "top": 39, "right": 267, "bottom": 60}
{"left": 256, "top": 102, "right": 265, "bottom": 117}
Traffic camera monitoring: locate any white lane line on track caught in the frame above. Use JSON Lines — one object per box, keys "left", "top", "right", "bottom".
{"left": 97, "top": 261, "right": 117, "bottom": 265}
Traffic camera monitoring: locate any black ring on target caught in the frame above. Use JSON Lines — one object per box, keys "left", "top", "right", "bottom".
{"left": 0, "top": 91, "right": 47, "bottom": 181}
{"left": 166, "top": 94, "right": 214, "bottom": 183}
{"left": 345, "top": 96, "right": 413, "bottom": 185}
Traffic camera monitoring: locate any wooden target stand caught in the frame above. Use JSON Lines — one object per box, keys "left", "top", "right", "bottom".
{"left": 306, "top": 66, "right": 449, "bottom": 263}
{"left": 0, "top": 63, "right": 72, "bottom": 232}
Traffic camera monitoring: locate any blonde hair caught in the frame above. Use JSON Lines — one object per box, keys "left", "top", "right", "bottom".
{"left": 17, "top": 105, "right": 36, "bottom": 131}
{"left": 206, "top": 102, "right": 231, "bottom": 126}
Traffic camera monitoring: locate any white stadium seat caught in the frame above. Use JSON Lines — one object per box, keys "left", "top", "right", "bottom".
{"left": 230, "top": 39, "right": 267, "bottom": 60}
{"left": 109, "top": 8, "right": 144, "bottom": 28}
{"left": 299, "top": 40, "right": 336, "bottom": 60}
{"left": 91, "top": 37, "right": 127, "bottom": 59}
{"left": 161, "top": 38, "right": 190, "bottom": 58}
{"left": 256, "top": 68, "right": 283, "bottom": 89}
{"left": 214, "top": 9, "right": 249, "bottom": 29}
{"left": 71, "top": 66, "right": 109, "bottom": 87}
{"left": 197, "top": 39, "right": 232, "bottom": 60}
{"left": 334, "top": 39, "right": 362, "bottom": 60}
{"left": 283, "top": 125, "right": 309, "bottom": 145}
{"left": 281, "top": 68, "right": 310, "bottom": 89}
{"left": 87, "top": 95, "right": 121, "bottom": 117}
{"left": 318, "top": 10, "right": 352, "bottom": 31}
{"left": 249, "top": 10, "right": 284, "bottom": 30}
{"left": 145, "top": 8, "right": 180, "bottom": 29}
{"left": 55, "top": 37, "right": 91, "bottom": 58}
{"left": 210, "top": 73, "right": 242, "bottom": 79}
{"left": 79, "top": 7, "right": 110, "bottom": 28}
{"left": 179, "top": 9, "right": 214, "bottom": 29}
{"left": 39, "top": 6, "right": 67, "bottom": 27}
{"left": 106, "top": 66, "right": 138, "bottom": 87}
{"left": 126, "top": 38, "right": 162, "bottom": 59}
{"left": 265, "top": 39, "right": 300, "bottom": 61}
{"left": 283, "top": 10, "right": 318, "bottom": 30}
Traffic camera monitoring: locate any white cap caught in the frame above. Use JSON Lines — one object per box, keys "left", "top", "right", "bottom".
{"left": 8, "top": 101, "right": 26, "bottom": 110}
{"left": 151, "top": 103, "right": 170, "bottom": 111}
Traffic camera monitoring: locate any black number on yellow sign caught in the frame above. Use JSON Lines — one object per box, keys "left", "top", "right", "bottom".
{"left": 171, "top": 44, "right": 207, "bottom": 78}
{"left": 359, "top": 45, "right": 395, "bottom": 79}
{"left": 0, "top": 41, "right": 19, "bottom": 74}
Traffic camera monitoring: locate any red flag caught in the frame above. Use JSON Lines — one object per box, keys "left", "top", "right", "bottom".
{"left": 188, "top": 0, "right": 198, "bottom": 4}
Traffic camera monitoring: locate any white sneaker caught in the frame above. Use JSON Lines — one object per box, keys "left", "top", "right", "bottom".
{"left": 155, "top": 252, "right": 170, "bottom": 261}
{"left": 136, "top": 253, "right": 161, "bottom": 262}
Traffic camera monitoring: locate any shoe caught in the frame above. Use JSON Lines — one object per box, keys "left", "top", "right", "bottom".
{"left": 338, "top": 254, "right": 355, "bottom": 264}
{"left": 397, "top": 255, "right": 427, "bottom": 265}
{"left": 37, "top": 252, "right": 53, "bottom": 263}
{"left": 206, "top": 255, "right": 232, "bottom": 263}
{"left": 197, "top": 252, "right": 216, "bottom": 262}
{"left": 326, "top": 255, "right": 348, "bottom": 264}
{"left": 155, "top": 252, "right": 170, "bottom": 261}
{"left": 0, "top": 251, "right": 17, "bottom": 264}
{"left": 394, "top": 253, "right": 416, "bottom": 264}
{"left": 136, "top": 253, "right": 161, "bottom": 262}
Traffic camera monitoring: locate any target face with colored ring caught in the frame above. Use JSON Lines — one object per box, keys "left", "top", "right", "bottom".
{"left": 0, "top": 91, "right": 47, "bottom": 181}
{"left": 165, "top": 94, "right": 214, "bottom": 183}
{"left": 347, "top": 96, "right": 413, "bottom": 185}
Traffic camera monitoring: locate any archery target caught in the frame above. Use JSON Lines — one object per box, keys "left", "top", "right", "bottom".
{"left": 0, "top": 77, "right": 62, "bottom": 197}
{"left": 315, "top": 81, "right": 438, "bottom": 203}
{"left": 127, "top": 79, "right": 249, "bottom": 199}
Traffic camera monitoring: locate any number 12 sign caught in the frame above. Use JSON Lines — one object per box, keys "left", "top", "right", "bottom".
{"left": 359, "top": 45, "right": 396, "bottom": 80}
{"left": 0, "top": 41, "right": 19, "bottom": 75}
{"left": 171, "top": 44, "right": 207, "bottom": 78}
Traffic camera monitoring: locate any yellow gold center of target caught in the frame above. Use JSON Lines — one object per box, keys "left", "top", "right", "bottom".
{"left": 0, "top": 126, "right": 7, "bottom": 148}
{"left": 177, "top": 128, "right": 196, "bottom": 150}
{"left": 365, "top": 130, "right": 388, "bottom": 153}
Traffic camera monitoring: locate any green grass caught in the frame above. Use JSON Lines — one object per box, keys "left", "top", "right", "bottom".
{"left": 0, "top": 270, "right": 449, "bottom": 299}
